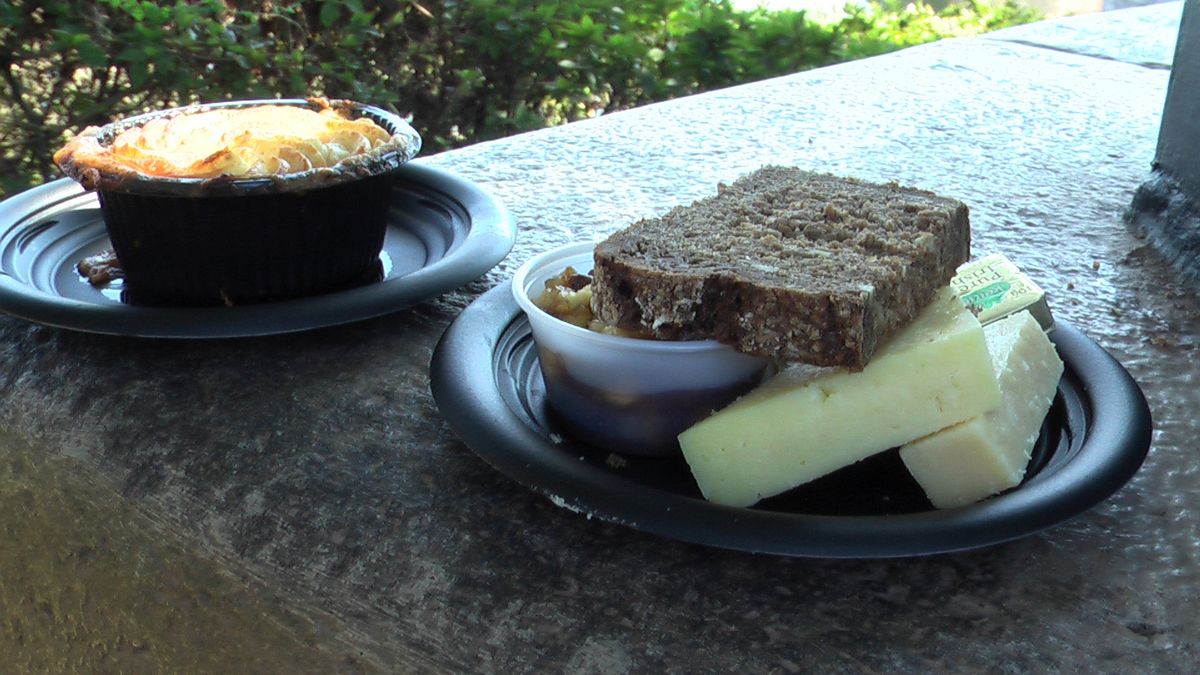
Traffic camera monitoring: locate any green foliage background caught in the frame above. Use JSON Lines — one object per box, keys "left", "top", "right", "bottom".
{"left": 0, "top": 0, "right": 1040, "bottom": 198}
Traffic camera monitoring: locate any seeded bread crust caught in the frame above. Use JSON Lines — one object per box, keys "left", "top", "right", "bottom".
{"left": 590, "top": 166, "right": 970, "bottom": 369}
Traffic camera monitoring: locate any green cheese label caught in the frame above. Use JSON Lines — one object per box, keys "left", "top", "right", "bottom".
{"left": 962, "top": 281, "right": 1011, "bottom": 311}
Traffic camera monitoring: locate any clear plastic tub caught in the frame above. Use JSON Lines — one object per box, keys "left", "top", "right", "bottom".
{"left": 512, "top": 241, "right": 769, "bottom": 456}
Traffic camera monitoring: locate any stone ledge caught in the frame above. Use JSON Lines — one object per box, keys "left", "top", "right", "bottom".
{"left": 984, "top": 0, "right": 1181, "bottom": 66}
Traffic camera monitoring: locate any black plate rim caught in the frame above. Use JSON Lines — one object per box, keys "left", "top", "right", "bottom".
{"left": 430, "top": 281, "right": 1153, "bottom": 558}
{"left": 0, "top": 161, "right": 514, "bottom": 338}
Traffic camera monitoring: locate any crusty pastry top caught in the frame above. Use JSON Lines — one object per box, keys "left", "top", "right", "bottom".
{"left": 55, "top": 105, "right": 393, "bottom": 180}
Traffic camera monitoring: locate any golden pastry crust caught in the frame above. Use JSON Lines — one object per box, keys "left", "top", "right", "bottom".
{"left": 53, "top": 98, "right": 420, "bottom": 195}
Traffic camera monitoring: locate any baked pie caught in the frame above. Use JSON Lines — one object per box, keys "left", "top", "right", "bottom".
{"left": 56, "top": 102, "right": 404, "bottom": 185}
{"left": 53, "top": 98, "right": 421, "bottom": 306}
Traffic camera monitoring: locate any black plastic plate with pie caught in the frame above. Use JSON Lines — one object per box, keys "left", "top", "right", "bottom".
{"left": 430, "top": 282, "right": 1153, "bottom": 558}
{"left": 0, "top": 162, "right": 514, "bottom": 338}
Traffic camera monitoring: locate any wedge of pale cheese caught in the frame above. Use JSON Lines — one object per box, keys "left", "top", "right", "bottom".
{"left": 899, "top": 310, "right": 1063, "bottom": 508}
{"left": 678, "top": 287, "right": 1002, "bottom": 507}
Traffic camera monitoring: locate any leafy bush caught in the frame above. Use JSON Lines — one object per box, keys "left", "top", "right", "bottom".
{"left": 0, "top": 0, "right": 1040, "bottom": 198}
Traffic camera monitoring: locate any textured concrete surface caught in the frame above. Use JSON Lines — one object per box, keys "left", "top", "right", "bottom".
{"left": 0, "top": 431, "right": 364, "bottom": 673}
{"left": 1, "top": 3, "right": 1196, "bottom": 672}
{"left": 991, "top": 0, "right": 1180, "bottom": 65}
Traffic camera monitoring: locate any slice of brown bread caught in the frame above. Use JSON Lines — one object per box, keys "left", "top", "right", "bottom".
{"left": 590, "top": 166, "right": 970, "bottom": 369}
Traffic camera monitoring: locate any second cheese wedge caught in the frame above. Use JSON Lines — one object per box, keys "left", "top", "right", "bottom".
{"left": 899, "top": 310, "right": 1063, "bottom": 508}
{"left": 678, "top": 287, "right": 1002, "bottom": 507}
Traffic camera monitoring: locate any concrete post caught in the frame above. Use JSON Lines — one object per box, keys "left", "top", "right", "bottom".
{"left": 1130, "top": 0, "right": 1200, "bottom": 282}
{"left": 1156, "top": 0, "right": 1200, "bottom": 195}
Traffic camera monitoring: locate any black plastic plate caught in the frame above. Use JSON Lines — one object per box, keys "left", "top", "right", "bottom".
{"left": 0, "top": 162, "right": 514, "bottom": 338}
{"left": 430, "top": 282, "right": 1153, "bottom": 558}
